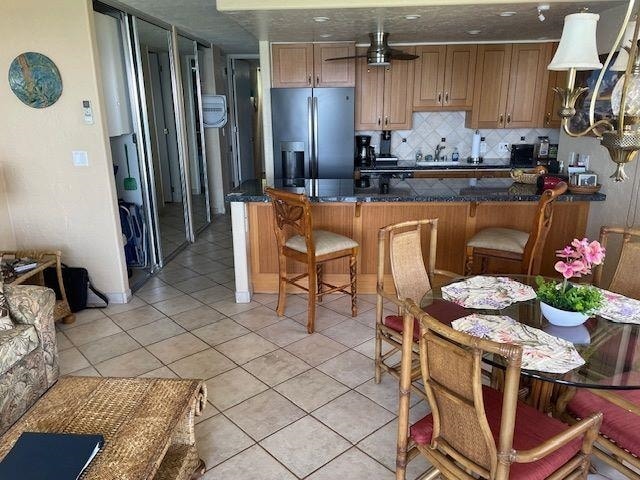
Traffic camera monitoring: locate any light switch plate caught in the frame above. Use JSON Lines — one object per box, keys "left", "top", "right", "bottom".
{"left": 498, "top": 142, "right": 510, "bottom": 155}
{"left": 72, "top": 151, "right": 89, "bottom": 167}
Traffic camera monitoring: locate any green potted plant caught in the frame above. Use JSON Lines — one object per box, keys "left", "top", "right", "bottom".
{"left": 536, "top": 238, "right": 605, "bottom": 326}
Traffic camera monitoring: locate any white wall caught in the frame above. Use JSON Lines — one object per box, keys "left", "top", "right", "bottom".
{"left": 0, "top": 0, "right": 129, "bottom": 301}
{"left": 0, "top": 166, "right": 16, "bottom": 249}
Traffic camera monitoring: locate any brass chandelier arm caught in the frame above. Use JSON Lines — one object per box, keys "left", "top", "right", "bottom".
{"left": 561, "top": 118, "right": 615, "bottom": 138}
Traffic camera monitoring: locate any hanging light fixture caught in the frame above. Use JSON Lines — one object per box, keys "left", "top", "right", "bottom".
{"left": 550, "top": 3, "right": 640, "bottom": 181}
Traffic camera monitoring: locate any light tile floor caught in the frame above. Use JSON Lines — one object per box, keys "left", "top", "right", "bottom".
{"left": 56, "top": 214, "right": 626, "bottom": 480}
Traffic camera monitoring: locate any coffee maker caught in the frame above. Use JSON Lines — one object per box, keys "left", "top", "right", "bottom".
{"left": 376, "top": 130, "right": 397, "bottom": 165}
{"left": 355, "top": 135, "right": 373, "bottom": 188}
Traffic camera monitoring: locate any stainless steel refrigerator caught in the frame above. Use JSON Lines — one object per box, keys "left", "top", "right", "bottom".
{"left": 271, "top": 88, "right": 354, "bottom": 182}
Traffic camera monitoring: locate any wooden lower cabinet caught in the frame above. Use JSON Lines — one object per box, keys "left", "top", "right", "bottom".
{"left": 247, "top": 201, "right": 590, "bottom": 294}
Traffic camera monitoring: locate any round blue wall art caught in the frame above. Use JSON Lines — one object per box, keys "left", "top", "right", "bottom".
{"left": 8, "top": 52, "right": 63, "bottom": 108}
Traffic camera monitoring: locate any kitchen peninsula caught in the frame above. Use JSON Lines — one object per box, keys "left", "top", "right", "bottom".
{"left": 227, "top": 178, "right": 605, "bottom": 302}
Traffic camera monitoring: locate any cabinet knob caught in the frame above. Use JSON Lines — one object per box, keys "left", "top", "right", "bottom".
{"left": 506, "top": 114, "right": 511, "bottom": 125}
{"left": 444, "top": 92, "right": 449, "bottom": 104}
{"left": 438, "top": 92, "right": 442, "bottom": 104}
{"left": 545, "top": 113, "right": 551, "bottom": 125}
{"left": 316, "top": 75, "right": 319, "bottom": 86}
{"left": 499, "top": 114, "right": 504, "bottom": 126}
{"left": 385, "top": 116, "right": 389, "bottom": 125}
{"left": 308, "top": 76, "right": 312, "bottom": 85}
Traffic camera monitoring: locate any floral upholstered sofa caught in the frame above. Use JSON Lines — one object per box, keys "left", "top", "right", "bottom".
{"left": 0, "top": 285, "right": 58, "bottom": 435}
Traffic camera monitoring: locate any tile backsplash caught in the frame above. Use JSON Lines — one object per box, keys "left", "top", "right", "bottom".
{"left": 357, "top": 111, "right": 560, "bottom": 161}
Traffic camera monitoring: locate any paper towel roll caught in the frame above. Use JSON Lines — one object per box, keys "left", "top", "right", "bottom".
{"left": 471, "top": 130, "right": 481, "bottom": 159}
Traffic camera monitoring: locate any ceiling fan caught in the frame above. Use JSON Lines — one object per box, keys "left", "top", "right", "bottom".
{"left": 325, "top": 32, "right": 419, "bottom": 66}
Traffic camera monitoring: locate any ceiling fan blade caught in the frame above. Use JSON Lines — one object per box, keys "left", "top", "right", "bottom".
{"left": 324, "top": 54, "right": 367, "bottom": 61}
{"left": 389, "top": 49, "right": 419, "bottom": 61}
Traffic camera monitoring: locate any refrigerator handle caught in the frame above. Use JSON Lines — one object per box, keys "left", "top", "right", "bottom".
{"left": 313, "top": 96, "right": 319, "bottom": 180}
{"left": 307, "top": 96, "right": 314, "bottom": 179}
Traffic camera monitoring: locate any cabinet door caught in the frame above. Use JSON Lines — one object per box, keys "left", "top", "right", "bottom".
{"left": 544, "top": 43, "right": 566, "bottom": 128}
{"left": 271, "top": 43, "right": 313, "bottom": 88}
{"left": 443, "top": 45, "right": 477, "bottom": 110}
{"left": 505, "top": 43, "right": 550, "bottom": 128}
{"left": 313, "top": 43, "right": 355, "bottom": 87}
{"left": 468, "top": 44, "right": 511, "bottom": 129}
{"left": 355, "top": 49, "right": 385, "bottom": 130}
{"left": 383, "top": 47, "right": 415, "bottom": 130}
{"left": 413, "top": 45, "right": 446, "bottom": 110}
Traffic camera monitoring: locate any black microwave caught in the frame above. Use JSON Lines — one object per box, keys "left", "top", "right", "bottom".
{"left": 510, "top": 144, "right": 535, "bottom": 167}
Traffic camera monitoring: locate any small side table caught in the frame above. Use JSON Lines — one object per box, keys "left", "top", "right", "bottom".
{"left": 1, "top": 250, "right": 75, "bottom": 324}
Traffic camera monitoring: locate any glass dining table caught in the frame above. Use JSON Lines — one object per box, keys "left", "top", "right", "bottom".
{"left": 420, "top": 275, "right": 640, "bottom": 410}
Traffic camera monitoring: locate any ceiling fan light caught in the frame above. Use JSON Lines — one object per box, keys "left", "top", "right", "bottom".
{"left": 548, "top": 12, "right": 602, "bottom": 71}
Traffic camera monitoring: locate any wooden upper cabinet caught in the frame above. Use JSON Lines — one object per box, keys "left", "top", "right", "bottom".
{"left": 505, "top": 43, "right": 550, "bottom": 128}
{"left": 383, "top": 47, "right": 415, "bottom": 130}
{"left": 271, "top": 43, "right": 314, "bottom": 88}
{"left": 355, "top": 50, "right": 385, "bottom": 130}
{"left": 313, "top": 43, "right": 355, "bottom": 87}
{"left": 271, "top": 42, "right": 355, "bottom": 88}
{"left": 414, "top": 45, "right": 476, "bottom": 110}
{"left": 469, "top": 43, "right": 551, "bottom": 129}
{"left": 413, "top": 46, "right": 446, "bottom": 109}
{"left": 544, "top": 43, "right": 566, "bottom": 128}
{"left": 468, "top": 44, "right": 512, "bottom": 129}
{"left": 443, "top": 45, "right": 477, "bottom": 109}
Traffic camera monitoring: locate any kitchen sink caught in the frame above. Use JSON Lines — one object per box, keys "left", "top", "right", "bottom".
{"left": 415, "top": 161, "right": 462, "bottom": 167}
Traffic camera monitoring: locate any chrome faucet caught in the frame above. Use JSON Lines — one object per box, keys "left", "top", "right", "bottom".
{"left": 434, "top": 144, "right": 445, "bottom": 161}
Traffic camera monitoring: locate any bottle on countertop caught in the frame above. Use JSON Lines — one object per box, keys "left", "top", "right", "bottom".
{"left": 415, "top": 149, "right": 423, "bottom": 162}
{"left": 452, "top": 147, "right": 460, "bottom": 162}
{"left": 536, "top": 136, "right": 550, "bottom": 159}
{"left": 479, "top": 137, "right": 487, "bottom": 156}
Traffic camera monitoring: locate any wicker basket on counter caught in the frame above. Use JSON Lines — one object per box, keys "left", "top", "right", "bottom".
{"left": 510, "top": 166, "right": 548, "bottom": 184}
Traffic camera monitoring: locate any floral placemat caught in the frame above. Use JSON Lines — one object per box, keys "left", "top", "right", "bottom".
{"left": 441, "top": 276, "right": 536, "bottom": 310}
{"left": 595, "top": 289, "right": 640, "bottom": 324}
{"left": 452, "top": 314, "right": 585, "bottom": 373}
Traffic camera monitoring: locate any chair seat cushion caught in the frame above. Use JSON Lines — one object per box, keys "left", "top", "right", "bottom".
{"left": 410, "top": 386, "right": 582, "bottom": 480}
{"left": 285, "top": 230, "right": 358, "bottom": 256}
{"left": 568, "top": 388, "right": 640, "bottom": 456}
{"left": 0, "top": 324, "right": 39, "bottom": 376}
{"left": 467, "top": 227, "right": 529, "bottom": 254}
{"left": 384, "top": 300, "right": 469, "bottom": 341}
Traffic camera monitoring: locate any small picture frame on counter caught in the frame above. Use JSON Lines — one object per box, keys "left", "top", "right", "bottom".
{"left": 576, "top": 173, "right": 598, "bottom": 187}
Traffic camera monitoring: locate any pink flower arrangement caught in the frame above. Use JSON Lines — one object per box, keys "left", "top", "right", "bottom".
{"left": 554, "top": 238, "right": 605, "bottom": 280}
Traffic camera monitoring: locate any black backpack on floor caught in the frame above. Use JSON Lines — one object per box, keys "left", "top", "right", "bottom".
{"left": 44, "top": 265, "right": 108, "bottom": 313}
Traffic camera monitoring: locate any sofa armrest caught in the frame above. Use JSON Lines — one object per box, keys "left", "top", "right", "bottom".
{"left": 4, "top": 285, "right": 59, "bottom": 387}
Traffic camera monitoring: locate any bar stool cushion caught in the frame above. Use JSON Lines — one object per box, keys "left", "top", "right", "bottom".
{"left": 286, "top": 230, "right": 358, "bottom": 257}
{"left": 467, "top": 227, "right": 529, "bottom": 254}
{"left": 568, "top": 388, "right": 640, "bottom": 457}
{"left": 410, "top": 386, "right": 582, "bottom": 480}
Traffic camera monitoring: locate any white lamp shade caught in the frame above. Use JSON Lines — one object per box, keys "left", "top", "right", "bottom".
{"left": 611, "top": 21, "right": 636, "bottom": 71}
{"left": 548, "top": 12, "right": 603, "bottom": 71}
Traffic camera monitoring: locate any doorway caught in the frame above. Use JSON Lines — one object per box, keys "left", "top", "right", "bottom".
{"left": 228, "top": 56, "right": 263, "bottom": 186}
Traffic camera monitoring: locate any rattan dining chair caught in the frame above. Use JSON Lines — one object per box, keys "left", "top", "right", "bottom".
{"left": 265, "top": 187, "right": 359, "bottom": 333}
{"left": 374, "top": 219, "right": 460, "bottom": 396}
{"left": 557, "top": 380, "right": 640, "bottom": 479}
{"left": 593, "top": 226, "right": 640, "bottom": 299}
{"left": 465, "top": 182, "right": 568, "bottom": 276}
{"left": 395, "top": 299, "right": 602, "bottom": 480}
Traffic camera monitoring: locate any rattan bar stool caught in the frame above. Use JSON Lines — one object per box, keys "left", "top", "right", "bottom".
{"left": 265, "top": 187, "right": 359, "bottom": 334}
{"left": 465, "top": 182, "right": 567, "bottom": 276}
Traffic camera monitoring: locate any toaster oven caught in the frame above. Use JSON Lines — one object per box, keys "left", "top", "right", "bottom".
{"left": 510, "top": 144, "right": 535, "bottom": 167}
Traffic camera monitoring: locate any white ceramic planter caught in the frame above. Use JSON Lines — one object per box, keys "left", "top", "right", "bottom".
{"left": 540, "top": 301, "right": 589, "bottom": 327}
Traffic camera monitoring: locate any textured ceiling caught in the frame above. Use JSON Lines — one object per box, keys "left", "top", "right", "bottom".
{"left": 116, "top": 0, "right": 259, "bottom": 53}
{"left": 115, "top": 0, "right": 626, "bottom": 53}
{"left": 221, "top": 1, "right": 626, "bottom": 44}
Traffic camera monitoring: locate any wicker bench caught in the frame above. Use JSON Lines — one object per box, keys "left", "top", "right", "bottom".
{"left": 0, "top": 376, "right": 207, "bottom": 479}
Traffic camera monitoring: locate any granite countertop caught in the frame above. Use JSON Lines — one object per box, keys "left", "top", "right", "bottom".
{"left": 226, "top": 179, "right": 606, "bottom": 203}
